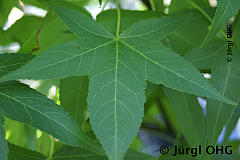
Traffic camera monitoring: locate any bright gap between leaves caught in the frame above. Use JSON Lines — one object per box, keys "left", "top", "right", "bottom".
{"left": 0, "top": 1, "right": 47, "bottom": 53}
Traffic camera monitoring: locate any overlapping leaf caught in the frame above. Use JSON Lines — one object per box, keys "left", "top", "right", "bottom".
{"left": 184, "top": 42, "right": 225, "bottom": 70}
{"left": 206, "top": 48, "right": 240, "bottom": 147}
{"left": 185, "top": 42, "right": 240, "bottom": 153}
{"left": 0, "top": 5, "right": 237, "bottom": 160}
{"left": 60, "top": 76, "right": 89, "bottom": 126}
{"left": 165, "top": 9, "right": 212, "bottom": 55}
{"left": 0, "top": 81, "right": 104, "bottom": 154}
{"left": 202, "top": 0, "right": 240, "bottom": 46}
{"left": 7, "top": 143, "right": 156, "bottom": 160}
{"left": 163, "top": 88, "right": 206, "bottom": 147}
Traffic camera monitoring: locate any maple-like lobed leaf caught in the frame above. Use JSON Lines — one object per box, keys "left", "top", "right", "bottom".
{"left": 0, "top": 5, "right": 237, "bottom": 160}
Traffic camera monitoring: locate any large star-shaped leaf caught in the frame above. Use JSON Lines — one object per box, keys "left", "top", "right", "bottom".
{"left": 0, "top": 5, "right": 236, "bottom": 160}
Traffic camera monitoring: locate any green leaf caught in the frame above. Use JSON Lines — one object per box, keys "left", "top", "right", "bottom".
{"left": 0, "top": 81, "right": 103, "bottom": 154}
{"left": 202, "top": 0, "right": 240, "bottom": 46}
{"left": 144, "top": 84, "right": 181, "bottom": 139}
{"left": 206, "top": 47, "right": 240, "bottom": 146}
{"left": 0, "top": 53, "right": 34, "bottom": 78}
{"left": 149, "top": 0, "right": 165, "bottom": 12}
{"left": 223, "top": 102, "right": 240, "bottom": 144}
{"left": 60, "top": 76, "right": 89, "bottom": 126}
{"left": 0, "top": 114, "right": 8, "bottom": 160}
{"left": 3, "top": 16, "right": 50, "bottom": 46}
{"left": 187, "top": 43, "right": 240, "bottom": 149}
{"left": 8, "top": 143, "right": 47, "bottom": 160}
{"left": 35, "top": 132, "right": 52, "bottom": 156}
{"left": 160, "top": 152, "right": 240, "bottom": 160}
{"left": 53, "top": 145, "right": 156, "bottom": 160}
{"left": 169, "top": 0, "right": 209, "bottom": 13}
{"left": 124, "top": 150, "right": 156, "bottom": 160}
{"left": 163, "top": 87, "right": 206, "bottom": 147}
{"left": 52, "top": 145, "right": 107, "bottom": 160}
{"left": 212, "top": 154, "right": 240, "bottom": 160}
{"left": 184, "top": 42, "right": 224, "bottom": 70}
{"left": 20, "top": 19, "right": 77, "bottom": 54}
{"left": 97, "top": 9, "right": 163, "bottom": 36}
{"left": 4, "top": 118, "right": 34, "bottom": 149}
{"left": 0, "top": 6, "right": 237, "bottom": 160}
{"left": 233, "top": 17, "right": 240, "bottom": 49}
{"left": 165, "top": 9, "right": 213, "bottom": 55}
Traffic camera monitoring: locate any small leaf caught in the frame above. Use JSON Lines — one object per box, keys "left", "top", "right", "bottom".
{"left": 0, "top": 114, "right": 8, "bottom": 160}
{"left": 202, "top": 0, "right": 240, "bottom": 46}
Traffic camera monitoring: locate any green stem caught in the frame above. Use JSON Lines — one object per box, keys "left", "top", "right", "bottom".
{"left": 116, "top": 0, "right": 121, "bottom": 39}
{"left": 47, "top": 137, "right": 54, "bottom": 160}
{"left": 101, "top": 0, "right": 109, "bottom": 12}
{"left": 149, "top": 0, "right": 156, "bottom": 11}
